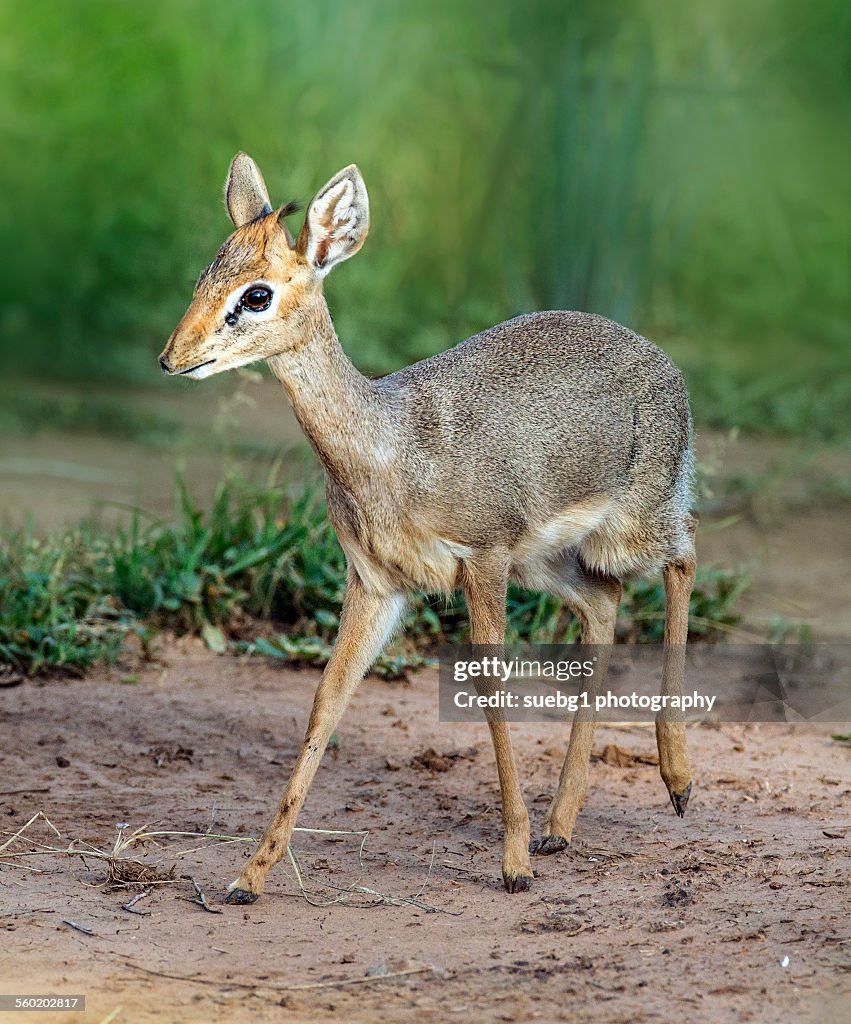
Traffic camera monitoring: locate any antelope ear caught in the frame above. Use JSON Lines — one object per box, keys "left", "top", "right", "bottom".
{"left": 225, "top": 153, "right": 273, "bottom": 228}
{"left": 296, "top": 165, "right": 369, "bottom": 277}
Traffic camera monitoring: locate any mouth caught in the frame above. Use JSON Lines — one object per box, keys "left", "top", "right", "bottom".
{"left": 177, "top": 359, "right": 217, "bottom": 377}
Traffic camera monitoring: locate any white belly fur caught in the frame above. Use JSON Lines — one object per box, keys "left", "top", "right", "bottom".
{"left": 511, "top": 499, "right": 612, "bottom": 568}
{"left": 343, "top": 499, "right": 619, "bottom": 598}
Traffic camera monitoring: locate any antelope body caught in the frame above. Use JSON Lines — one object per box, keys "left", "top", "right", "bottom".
{"left": 160, "top": 155, "right": 697, "bottom": 903}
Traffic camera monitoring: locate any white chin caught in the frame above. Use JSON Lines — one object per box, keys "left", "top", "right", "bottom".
{"left": 183, "top": 362, "right": 219, "bottom": 380}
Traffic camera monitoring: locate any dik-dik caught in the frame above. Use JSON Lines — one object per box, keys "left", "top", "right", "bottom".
{"left": 160, "top": 154, "right": 697, "bottom": 904}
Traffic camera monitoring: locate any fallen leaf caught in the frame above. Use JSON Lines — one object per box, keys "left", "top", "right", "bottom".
{"left": 594, "top": 744, "right": 659, "bottom": 768}
{"left": 411, "top": 748, "right": 453, "bottom": 772}
{"left": 201, "top": 621, "right": 227, "bottom": 654}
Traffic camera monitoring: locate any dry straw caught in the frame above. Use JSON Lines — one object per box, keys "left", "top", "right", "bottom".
{"left": 0, "top": 810, "right": 455, "bottom": 914}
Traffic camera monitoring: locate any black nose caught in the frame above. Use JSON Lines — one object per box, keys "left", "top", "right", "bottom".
{"left": 159, "top": 355, "right": 171, "bottom": 374}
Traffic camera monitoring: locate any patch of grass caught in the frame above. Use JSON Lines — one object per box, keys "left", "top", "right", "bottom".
{"left": 684, "top": 362, "right": 851, "bottom": 442}
{"left": 0, "top": 471, "right": 745, "bottom": 678}
{"left": 108, "top": 473, "right": 344, "bottom": 629}
{"left": 0, "top": 529, "right": 141, "bottom": 675}
{"left": 767, "top": 618, "right": 814, "bottom": 645}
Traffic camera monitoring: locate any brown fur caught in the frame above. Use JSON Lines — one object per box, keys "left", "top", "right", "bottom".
{"left": 160, "top": 156, "right": 697, "bottom": 903}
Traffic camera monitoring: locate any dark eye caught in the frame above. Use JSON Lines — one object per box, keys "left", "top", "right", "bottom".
{"left": 241, "top": 286, "right": 272, "bottom": 312}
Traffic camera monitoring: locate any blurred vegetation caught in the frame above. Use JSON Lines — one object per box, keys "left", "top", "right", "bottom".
{"left": 0, "top": 471, "right": 744, "bottom": 677}
{"left": 0, "top": 0, "right": 848, "bottom": 439}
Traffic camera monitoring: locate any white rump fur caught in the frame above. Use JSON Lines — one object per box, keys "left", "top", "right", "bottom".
{"left": 299, "top": 165, "right": 369, "bottom": 277}
{"left": 225, "top": 153, "right": 273, "bottom": 228}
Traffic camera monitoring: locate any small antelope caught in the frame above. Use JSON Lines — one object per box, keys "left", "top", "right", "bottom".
{"left": 160, "top": 154, "right": 697, "bottom": 903}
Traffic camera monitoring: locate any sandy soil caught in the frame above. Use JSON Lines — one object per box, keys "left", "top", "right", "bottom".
{"left": 1, "top": 642, "right": 849, "bottom": 1023}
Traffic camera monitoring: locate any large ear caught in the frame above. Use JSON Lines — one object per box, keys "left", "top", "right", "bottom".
{"left": 225, "top": 152, "right": 273, "bottom": 228}
{"left": 296, "top": 165, "right": 369, "bottom": 277}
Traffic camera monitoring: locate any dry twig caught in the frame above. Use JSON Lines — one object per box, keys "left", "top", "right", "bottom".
{"left": 122, "top": 889, "right": 153, "bottom": 916}
{"left": 63, "top": 919, "right": 94, "bottom": 936}
{"left": 181, "top": 875, "right": 222, "bottom": 914}
{"left": 1, "top": 813, "right": 456, "bottom": 917}
{"left": 119, "top": 958, "right": 433, "bottom": 992}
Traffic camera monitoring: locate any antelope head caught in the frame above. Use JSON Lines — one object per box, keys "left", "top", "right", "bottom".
{"left": 159, "top": 153, "right": 369, "bottom": 379}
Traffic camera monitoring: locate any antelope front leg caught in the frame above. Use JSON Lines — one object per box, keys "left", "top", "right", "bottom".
{"left": 462, "top": 553, "right": 533, "bottom": 893}
{"left": 226, "top": 574, "right": 405, "bottom": 904}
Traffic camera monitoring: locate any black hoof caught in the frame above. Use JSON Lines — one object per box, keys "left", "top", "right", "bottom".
{"left": 225, "top": 887, "right": 260, "bottom": 905}
{"left": 670, "top": 782, "right": 693, "bottom": 818}
{"left": 503, "top": 872, "right": 534, "bottom": 894}
{"left": 529, "top": 834, "right": 569, "bottom": 856}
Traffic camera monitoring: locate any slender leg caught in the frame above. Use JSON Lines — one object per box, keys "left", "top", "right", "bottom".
{"left": 656, "top": 555, "right": 696, "bottom": 816}
{"left": 531, "top": 572, "right": 621, "bottom": 855}
{"left": 461, "top": 552, "right": 533, "bottom": 893}
{"left": 226, "top": 573, "right": 405, "bottom": 904}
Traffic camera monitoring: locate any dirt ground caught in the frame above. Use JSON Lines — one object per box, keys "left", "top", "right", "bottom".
{"left": 1, "top": 378, "right": 849, "bottom": 1021}
{"left": 1, "top": 642, "right": 849, "bottom": 1023}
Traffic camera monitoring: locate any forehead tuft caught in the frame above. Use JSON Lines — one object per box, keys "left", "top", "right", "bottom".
{"left": 195, "top": 214, "right": 295, "bottom": 294}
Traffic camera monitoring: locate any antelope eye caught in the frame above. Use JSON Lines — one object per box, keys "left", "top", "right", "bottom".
{"left": 241, "top": 286, "right": 272, "bottom": 312}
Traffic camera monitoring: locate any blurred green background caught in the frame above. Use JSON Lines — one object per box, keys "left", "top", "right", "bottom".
{"left": 1, "top": 0, "right": 849, "bottom": 666}
{"left": 0, "top": 0, "right": 848, "bottom": 440}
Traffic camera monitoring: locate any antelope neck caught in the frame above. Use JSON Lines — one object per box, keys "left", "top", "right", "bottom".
{"left": 266, "top": 300, "right": 399, "bottom": 490}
